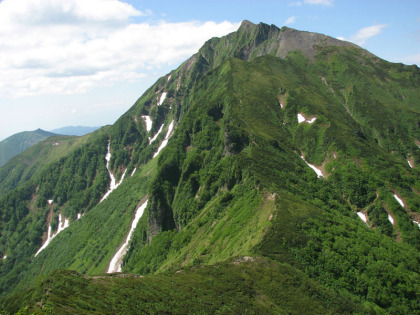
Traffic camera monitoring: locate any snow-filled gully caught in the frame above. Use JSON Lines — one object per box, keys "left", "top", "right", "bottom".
{"left": 357, "top": 212, "right": 368, "bottom": 224}
{"left": 153, "top": 120, "right": 174, "bottom": 158}
{"left": 158, "top": 92, "right": 167, "bottom": 106}
{"left": 100, "top": 141, "right": 127, "bottom": 203}
{"left": 393, "top": 194, "right": 405, "bottom": 208}
{"left": 107, "top": 200, "right": 148, "bottom": 273}
{"left": 34, "top": 213, "right": 69, "bottom": 257}
{"left": 300, "top": 156, "right": 323, "bottom": 178}
{"left": 142, "top": 116, "right": 153, "bottom": 132}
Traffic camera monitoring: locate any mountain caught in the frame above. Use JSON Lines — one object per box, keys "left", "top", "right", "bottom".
{"left": 1, "top": 21, "right": 419, "bottom": 314}
{"left": 0, "top": 129, "right": 57, "bottom": 167}
{"left": 50, "top": 126, "right": 101, "bottom": 136}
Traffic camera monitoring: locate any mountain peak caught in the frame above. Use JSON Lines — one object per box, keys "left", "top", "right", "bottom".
{"left": 239, "top": 19, "right": 255, "bottom": 29}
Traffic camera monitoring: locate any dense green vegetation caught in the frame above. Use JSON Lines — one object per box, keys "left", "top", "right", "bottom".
{"left": 0, "top": 134, "right": 95, "bottom": 197}
{"left": 0, "top": 20, "right": 419, "bottom": 313}
{"left": 4, "top": 257, "right": 362, "bottom": 314}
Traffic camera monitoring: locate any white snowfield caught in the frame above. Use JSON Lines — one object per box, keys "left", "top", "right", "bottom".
{"left": 107, "top": 200, "right": 149, "bottom": 273}
{"left": 141, "top": 116, "right": 153, "bottom": 132}
{"left": 388, "top": 214, "right": 394, "bottom": 225}
{"left": 167, "top": 74, "right": 171, "bottom": 81}
{"left": 153, "top": 120, "right": 174, "bottom": 159}
{"left": 131, "top": 168, "right": 137, "bottom": 177}
{"left": 280, "top": 103, "right": 284, "bottom": 109}
{"left": 34, "top": 213, "right": 69, "bottom": 257}
{"left": 300, "top": 155, "right": 323, "bottom": 178}
{"left": 297, "top": 113, "right": 316, "bottom": 124}
{"left": 357, "top": 212, "right": 368, "bottom": 224}
{"left": 100, "top": 141, "right": 127, "bottom": 203}
{"left": 158, "top": 92, "right": 167, "bottom": 106}
{"left": 77, "top": 213, "right": 84, "bottom": 220}
{"left": 149, "top": 124, "right": 164, "bottom": 144}
{"left": 393, "top": 194, "right": 405, "bottom": 208}
{"left": 297, "top": 113, "right": 305, "bottom": 123}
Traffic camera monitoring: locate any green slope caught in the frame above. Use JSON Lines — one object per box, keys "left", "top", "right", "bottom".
{"left": 0, "top": 133, "right": 99, "bottom": 197}
{"left": 4, "top": 257, "right": 362, "bottom": 314}
{"left": 0, "top": 20, "right": 419, "bottom": 313}
{"left": 0, "top": 129, "right": 57, "bottom": 167}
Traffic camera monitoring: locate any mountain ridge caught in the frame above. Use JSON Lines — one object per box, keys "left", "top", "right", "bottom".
{"left": 50, "top": 125, "right": 101, "bottom": 136}
{"left": 0, "top": 129, "right": 57, "bottom": 167}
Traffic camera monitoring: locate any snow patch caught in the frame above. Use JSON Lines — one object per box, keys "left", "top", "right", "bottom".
{"left": 48, "top": 199, "right": 53, "bottom": 205}
{"left": 52, "top": 142, "right": 59, "bottom": 146}
{"left": 297, "top": 113, "right": 316, "bottom": 124}
{"left": 107, "top": 200, "right": 148, "bottom": 273}
{"left": 388, "top": 214, "right": 394, "bottom": 225}
{"left": 300, "top": 156, "right": 323, "bottom": 178}
{"left": 408, "top": 160, "right": 413, "bottom": 168}
{"left": 357, "top": 212, "right": 368, "bottom": 223}
{"left": 413, "top": 220, "right": 420, "bottom": 228}
{"left": 280, "top": 103, "right": 284, "bottom": 109}
{"left": 131, "top": 168, "right": 136, "bottom": 177}
{"left": 158, "top": 92, "right": 167, "bottom": 106}
{"left": 297, "top": 113, "right": 305, "bottom": 123}
{"left": 393, "top": 194, "right": 405, "bottom": 208}
{"left": 34, "top": 213, "right": 69, "bottom": 257}
{"left": 149, "top": 124, "right": 164, "bottom": 144}
{"left": 153, "top": 120, "right": 174, "bottom": 158}
{"left": 167, "top": 74, "right": 171, "bottom": 81}
{"left": 141, "top": 115, "right": 153, "bottom": 132}
{"left": 77, "top": 213, "right": 84, "bottom": 220}
{"left": 100, "top": 141, "right": 127, "bottom": 203}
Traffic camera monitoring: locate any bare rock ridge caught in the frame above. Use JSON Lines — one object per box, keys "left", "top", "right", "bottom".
{"left": 190, "top": 20, "right": 362, "bottom": 73}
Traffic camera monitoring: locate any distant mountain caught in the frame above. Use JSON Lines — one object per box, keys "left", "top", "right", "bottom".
{"left": 0, "top": 129, "right": 57, "bottom": 167}
{"left": 51, "top": 126, "right": 101, "bottom": 136}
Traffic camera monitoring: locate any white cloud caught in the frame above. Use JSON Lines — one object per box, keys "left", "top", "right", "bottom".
{"left": 304, "top": 0, "right": 334, "bottom": 6}
{"left": 289, "top": 1, "right": 302, "bottom": 6}
{"left": 285, "top": 16, "right": 296, "bottom": 25}
{"left": 348, "top": 24, "right": 387, "bottom": 45}
{"left": 0, "top": 0, "right": 239, "bottom": 98}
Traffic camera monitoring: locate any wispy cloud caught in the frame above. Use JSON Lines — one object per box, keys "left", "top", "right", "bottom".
{"left": 337, "top": 24, "right": 387, "bottom": 46}
{"left": 0, "top": 0, "right": 239, "bottom": 98}
{"left": 289, "top": 1, "right": 302, "bottom": 6}
{"left": 285, "top": 16, "right": 296, "bottom": 25}
{"left": 304, "top": 0, "right": 334, "bottom": 6}
{"left": 349, "top": 24, "right": 387, "bottom": 45}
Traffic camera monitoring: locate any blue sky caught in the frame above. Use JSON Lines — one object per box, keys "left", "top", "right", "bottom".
{"left": 0, "top": 0, "right": 419, "bottom": 141}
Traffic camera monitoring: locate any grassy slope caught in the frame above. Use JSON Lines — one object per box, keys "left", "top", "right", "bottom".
{"left": 0, "top": 133, "right": 97, "bottom": 197}
{"left": 0, "top": 129, "right": 57, "bottom": 167}
{"left": 122, "top": 53, "right": 419, "bottom": 313}
{"left": 3, "top": 156, "right": 156, "bottom": 299}
{"left": 4, "top": 257, "right": 361, "bottom": 314}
